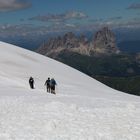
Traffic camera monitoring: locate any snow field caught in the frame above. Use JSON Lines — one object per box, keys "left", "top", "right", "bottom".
{"left": 0, "top": 96, "right": 139, "bottom": 140}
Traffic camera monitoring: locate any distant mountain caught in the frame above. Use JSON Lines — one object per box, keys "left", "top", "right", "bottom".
{"left": 93, "top": 27, "right": 120, "bottom": 55}
{"left": 37, "top": 27, "right": 120, "bottom": 57}
{"left": 37, "top": 32, "right": 92, "bottom": 57}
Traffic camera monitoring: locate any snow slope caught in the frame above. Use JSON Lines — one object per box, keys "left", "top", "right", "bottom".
{"left": 0, "top": 41, "right": 140, "bottom": 140}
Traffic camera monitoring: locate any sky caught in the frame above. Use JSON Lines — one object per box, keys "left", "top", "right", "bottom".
{"left": 0, "top": 0, "right": 140, "bottom": 36}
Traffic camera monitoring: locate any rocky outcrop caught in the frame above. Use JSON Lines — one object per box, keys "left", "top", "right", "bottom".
{"left": 93, "top": 27, "right": 120, "bottom": 55}
{"left": 37, "top": 27, "right": 120, "bottom": 58}
{"left": 37, "top": 32, "right": 90, "bottom": 57}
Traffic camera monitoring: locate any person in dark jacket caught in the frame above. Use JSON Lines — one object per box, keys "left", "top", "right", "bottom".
{"left": 29, "top": 77, "right": 34, "bottom": 89}
{"left": 44, "top": 77, "right": 51, "bottom": 93}
{"left": 50, "top": 78, "right": 57, "bottom": 94}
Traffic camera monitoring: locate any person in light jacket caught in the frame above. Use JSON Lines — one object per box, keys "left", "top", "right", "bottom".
{"left": 50, "top": 78, "right": 57, "bottom": 94}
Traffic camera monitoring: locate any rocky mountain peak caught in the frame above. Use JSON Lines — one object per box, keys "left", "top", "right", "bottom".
{"left": 93, "top": 27, "right": 120, "bottom": 55}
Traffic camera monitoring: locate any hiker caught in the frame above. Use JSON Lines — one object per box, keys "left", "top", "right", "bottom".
{"left": 50, "top": 78, "right": 57, "bottom": 94}
{"left": 29, "top": 77, "right": 34, "bottom": 89}
{"left": 44, "top": 77, "right": 51, "bottom": 93}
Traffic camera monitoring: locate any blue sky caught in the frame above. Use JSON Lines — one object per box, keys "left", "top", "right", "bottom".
{"left": 0, "top": 0, "right": 140, "bottom": 35}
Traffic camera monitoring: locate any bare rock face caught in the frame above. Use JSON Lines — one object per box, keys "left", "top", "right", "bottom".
{"left": 37, "top": 32, "right": 90, "bottom": 57}
{"left": 37, "top": 27, "right": 120, "bottom": 58}
{"left": 93, "top": 27, "right": 120, "bottom": 55}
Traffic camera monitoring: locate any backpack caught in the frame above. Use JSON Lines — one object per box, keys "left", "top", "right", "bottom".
{"left": 50, "top": 79, "right": 56, "bottom": 86}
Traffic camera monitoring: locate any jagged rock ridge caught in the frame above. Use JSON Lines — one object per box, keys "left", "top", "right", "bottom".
{"left": 37, "top": 27, "right": 120, "bottom": 57}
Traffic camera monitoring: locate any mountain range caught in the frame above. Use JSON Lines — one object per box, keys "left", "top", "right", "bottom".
{"left": 37, "top": 27, "right": 120, "bottom": 57}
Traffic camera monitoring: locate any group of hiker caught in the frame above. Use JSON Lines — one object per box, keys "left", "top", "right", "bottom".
{"left": 29, "top": 77, "right": 57, "bottom": 94}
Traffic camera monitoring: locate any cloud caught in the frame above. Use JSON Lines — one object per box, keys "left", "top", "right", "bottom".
{"left": 104, "top": 20, "right": 140, "bottom": 29}
{"left": 29, "top": 11, "right": 88, "bottom": 22}
{"left": 88, "top": 17, "right": 122, "bottom": 25}
{"left": 0, "top": 0, "right": 31, "bottom": 12}
{"left": 88, "top": 18, "right": 103, "bottom": 23}
{"left": 1, "top": 18, "right": 140, "bottom": 38}
{"left": 0, "top": 23, "right": 77, "bottom": 37}
{"left": 127, "top": 3, "right": 140, "bottom": 10}
{"left": 85, "top": 17, "right": 140, "bottom": 30}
